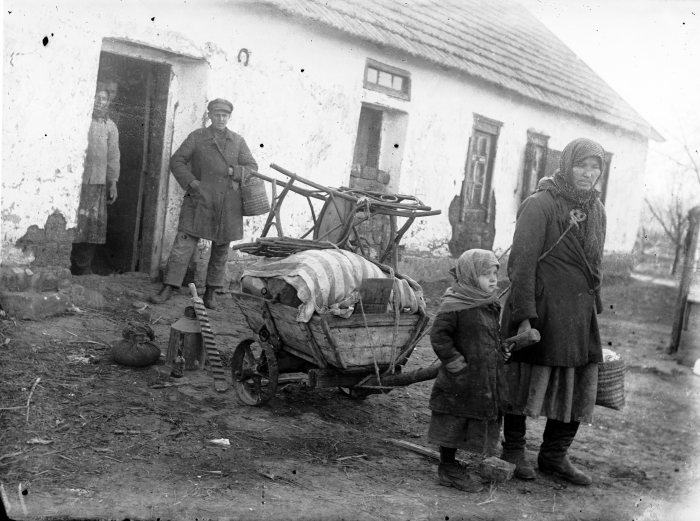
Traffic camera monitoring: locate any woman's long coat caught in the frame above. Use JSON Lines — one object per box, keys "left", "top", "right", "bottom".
{"left": 429, "top": 304, "right": 509, "bottom": 420}
{"left": 501, "top": 190, "right": 605, "bottom": 367}
{"left": 170, "top": 126, "right": 258, "bottom": 243}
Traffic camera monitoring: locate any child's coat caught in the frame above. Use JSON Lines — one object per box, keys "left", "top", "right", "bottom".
{"left": 428, "top": 302, "right": 509, "bottom": 420}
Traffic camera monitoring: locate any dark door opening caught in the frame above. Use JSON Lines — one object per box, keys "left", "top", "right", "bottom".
{"left": 93, "top": 52, "right": 170, "bottom": 274}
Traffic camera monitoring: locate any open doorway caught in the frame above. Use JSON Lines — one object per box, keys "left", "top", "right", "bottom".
{"left": 92, "top": 52, "right": 171, "bottom": 274}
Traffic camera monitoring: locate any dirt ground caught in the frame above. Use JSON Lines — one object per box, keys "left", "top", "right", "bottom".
{"left": 1, "top": 271, "right": 699, "bottom": 521}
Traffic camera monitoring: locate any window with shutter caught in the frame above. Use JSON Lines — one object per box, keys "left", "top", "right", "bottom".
{"left": 521, "top": 131, "right": 549, "bottom": 202}
{"left": 459, "top": 115, "right": 502, "bottom": 221}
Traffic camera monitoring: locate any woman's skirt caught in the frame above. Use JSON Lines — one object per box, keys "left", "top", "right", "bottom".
{"left": 427, "top": 412, "right": 502, "bottom": 455}
{"left": 74, "top": 184, "right": 108, "bottom": 244}
{"left": 506, "top": 362, "right": 598, "bottom": 423}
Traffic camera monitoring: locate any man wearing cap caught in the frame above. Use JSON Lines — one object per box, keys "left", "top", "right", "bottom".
{"left": 150, "top": 98, "right": 258, "bottom": 309}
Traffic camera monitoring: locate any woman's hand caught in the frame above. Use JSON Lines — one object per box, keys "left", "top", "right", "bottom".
{"left": 108, "top": 181, "right": 118, "bottom": 205}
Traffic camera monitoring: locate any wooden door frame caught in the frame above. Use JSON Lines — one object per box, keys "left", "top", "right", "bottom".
{"left": 100, "top": 39, "right": 181, "bottom": 279}
{"left": 138, "top": 64, "right": 171, "bottom": 276}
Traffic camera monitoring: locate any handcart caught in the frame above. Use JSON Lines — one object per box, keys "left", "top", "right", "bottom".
{"left": 228, "top": 164, "right": 444, "bottom": 405}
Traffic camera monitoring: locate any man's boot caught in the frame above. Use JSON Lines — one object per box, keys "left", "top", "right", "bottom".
{"left": 203, "top": 286, "right": 219, "bottom": 310}
{"left": 538, "top": 419, "right": 592, "bottom": 486}
{"left": 149, "top": 285, "right": 175, "bottom": 305}
{"left": 501, "top": 414, "right": 536, "bottom": 480}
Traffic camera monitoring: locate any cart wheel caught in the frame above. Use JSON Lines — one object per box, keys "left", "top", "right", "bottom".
{"left": 231, "top": 339, "right": 278, "bottom": 406}
{"left": 338, "top": 387, "right": 371, "bottom": 400}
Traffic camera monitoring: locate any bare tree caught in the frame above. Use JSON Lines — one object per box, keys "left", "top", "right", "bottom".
{"left": 645, "top": 125, "right": 700, "bottom": 275}
{"left": 645, "top": 195, "right": 689, "bottom": 275}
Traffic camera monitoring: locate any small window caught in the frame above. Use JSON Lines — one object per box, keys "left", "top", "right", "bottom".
{"left": 364, "top": 59, "right": 411, "bottom": 101}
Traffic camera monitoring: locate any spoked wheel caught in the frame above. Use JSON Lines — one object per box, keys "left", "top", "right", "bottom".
{"left": 231, "top": 339, "right": 279, "bottom": 406}
{"left": 337, "top": 386, "right": 371, "bottom": 400}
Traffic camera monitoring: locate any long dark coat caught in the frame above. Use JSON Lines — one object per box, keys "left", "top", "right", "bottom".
{"left": 501, "top": 190, "right": 605, "bottom": 367}
{"left": 428, "top": 304, "right": 509, "bottom": 420}
{"left": 170, "top": 126, "right": 258, "bottom": 243}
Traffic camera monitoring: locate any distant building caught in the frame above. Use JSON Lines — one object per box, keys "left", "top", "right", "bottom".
{"left": 2, "top": 0, "right": 662, "bottom": 283}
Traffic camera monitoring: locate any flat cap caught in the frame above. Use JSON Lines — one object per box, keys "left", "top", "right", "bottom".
{"left": 207, "top": 98, "right": 233, "bottom": 113}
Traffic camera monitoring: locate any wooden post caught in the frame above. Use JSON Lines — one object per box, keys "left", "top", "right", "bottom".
{"left": 670, "top": 206, "right": 700, "bottom": 354}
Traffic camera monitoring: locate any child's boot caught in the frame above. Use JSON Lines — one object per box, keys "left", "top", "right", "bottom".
{"left": 501, "top": 413, "right": 536, "bottom": 480}
{"left": 438, "top": 462, "right": 483, "bottom": 492}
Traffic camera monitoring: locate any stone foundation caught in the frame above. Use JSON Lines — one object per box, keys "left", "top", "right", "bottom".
{"left": 0, "top": 266, "right": 72, "bottom": 293}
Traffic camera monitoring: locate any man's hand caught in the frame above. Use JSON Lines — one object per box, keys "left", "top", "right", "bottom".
{"left": 187, "top": 179, "right": 201, "bottom": 195}
{"left": 444, "top": 356, "right": 467, "bottom": 374}
{"left": 108, "top": 182, "right": 118, "bottom": 205}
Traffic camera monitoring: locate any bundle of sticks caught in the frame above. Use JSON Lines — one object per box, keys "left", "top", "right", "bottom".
{"left": 233, "top": 237, "right": 338, "bottom": 258}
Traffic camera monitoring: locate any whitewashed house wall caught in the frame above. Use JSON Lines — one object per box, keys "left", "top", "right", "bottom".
{"left": 2, "top": 1, "right": 652, "bottom": 282}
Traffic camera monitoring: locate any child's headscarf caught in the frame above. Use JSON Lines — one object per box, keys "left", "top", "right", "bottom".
{"left": 437, "top": 249, "right": 500, "bottom": 314}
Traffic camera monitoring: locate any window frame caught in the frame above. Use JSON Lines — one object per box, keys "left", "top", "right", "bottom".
{"left": 363, "top": 58, "right": 411, "bottom": 101}
{"left": 521, "top": 130, "right": 550, "bottom": 202}
{"left": 597, "top": 151, "right": 613, "bottom": 205}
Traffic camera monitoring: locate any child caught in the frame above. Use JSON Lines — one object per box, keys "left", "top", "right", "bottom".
{"left": 427, "top": 249, "right": 510, "bottom": 492}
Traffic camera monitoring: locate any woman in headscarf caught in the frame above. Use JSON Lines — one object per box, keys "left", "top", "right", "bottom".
{"left": 427, "top": 249, "right": 510, "bottom": 493}
{"left": 500, "top": 138, "right": 607, "bottom": 486}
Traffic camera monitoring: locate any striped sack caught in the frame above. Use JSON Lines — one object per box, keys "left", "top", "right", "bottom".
{"left": 242, "top": 250, "right": 423, "bottom": 322}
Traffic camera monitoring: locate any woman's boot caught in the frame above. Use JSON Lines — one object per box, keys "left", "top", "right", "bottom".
{"left": 538, "top": 419, "right": 592, "bottom": 486}
{"left": 501, "top": 414, "right": 536, "bottom": 480}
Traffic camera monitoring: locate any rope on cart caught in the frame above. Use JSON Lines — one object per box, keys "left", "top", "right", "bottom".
{"left": 357, "top": 294, "right": 382, "bottom": 387}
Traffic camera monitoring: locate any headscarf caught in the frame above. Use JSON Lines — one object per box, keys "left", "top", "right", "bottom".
{"left": 535, "top": 138, "right": 606, "bottom": 280}
{"left": 437, "top": 249, "right": 500, "bottom": 314}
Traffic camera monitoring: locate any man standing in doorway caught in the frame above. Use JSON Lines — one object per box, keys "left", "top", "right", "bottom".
{"left": 149, "top": 98, "right": 258, "bottom": 309}
{"left": 71, "top": 88, "right": 120, "bottom": 275}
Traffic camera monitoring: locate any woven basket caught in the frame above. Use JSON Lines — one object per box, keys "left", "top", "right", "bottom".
{"left": 241, "top": 173, "right": 270, "bottom": 216}
{"left": 595, "top": 358, "right": 626, "bottom": 410}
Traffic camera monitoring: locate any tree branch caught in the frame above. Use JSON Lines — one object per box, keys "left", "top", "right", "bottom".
{"left": 644, "top": 197, "right": 673, "bottom": 240}
{"left": 681, "top": 140, "right": 700, "bottom": 186}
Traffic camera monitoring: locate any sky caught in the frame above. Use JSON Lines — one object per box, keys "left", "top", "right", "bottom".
{"left": 520, "top": 0, "right": 699, "bottom": 137}
{"left": 519, "top": 0, "right": 700, "bottom": 196}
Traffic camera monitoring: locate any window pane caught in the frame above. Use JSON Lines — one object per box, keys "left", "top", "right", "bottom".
{"left": 366, "top": 67, "right": 378, "bottom": 84}
{"left": 470, "top": 162, "right": 485, "bottom": 205}
{"left": 477, "top": 136, "right": 489, "bottom": 157}
{"left": 392, "top": 75, "right": 404, "bottom": 91}
{"left": 378, "top": 71, "right": 392, "bottom": 88}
